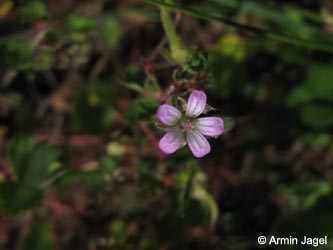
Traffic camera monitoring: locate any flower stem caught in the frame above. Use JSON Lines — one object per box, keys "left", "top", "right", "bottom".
{"left": 160, "top": 6, "right": 180, "bottom": 53}
{"left": 160, "top": 5, "right": 188, "bottom": 62}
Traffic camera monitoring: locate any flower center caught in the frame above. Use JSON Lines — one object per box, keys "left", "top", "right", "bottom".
{"left": 182, "top": 121, "right": 195, "bottom": 133}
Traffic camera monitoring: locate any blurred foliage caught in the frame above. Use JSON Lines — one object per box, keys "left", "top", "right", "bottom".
{"left": 0, "top": 0, "right": 13, "bottom": 18}
{"left": 174, "top": 52, "right": 208, "bottom": 82}
{"left": 0, "top": 0, "right": 333, "bottom": 250}
{"left": 71, "top": 81, "right": 116, "bottom": 134}
{"left": 2, "top": 39, "right": 36, "bottom": 71}
{"left": 18, "top": 0, "right": 50, "bottom": 23}
{"left": 24, "top": 222, "right": 54, "bottom": 250}
{"left": 1, "top": 136, "right": 61, "bottom": 215}
{"left": 287, "top": 64, "right": 333, "bottom": 129}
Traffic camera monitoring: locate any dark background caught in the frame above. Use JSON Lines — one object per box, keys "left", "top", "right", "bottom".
{"left": 0, "top": 0, "right": 333, "bottom": 249}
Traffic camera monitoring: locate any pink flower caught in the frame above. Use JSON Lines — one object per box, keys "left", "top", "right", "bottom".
{"left": 157, "top": 90, "right": 224, "bottom": 158}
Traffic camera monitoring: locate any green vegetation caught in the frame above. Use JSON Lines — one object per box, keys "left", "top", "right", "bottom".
{"left": 0, "top": 0, "right": 332, "bottom": 249}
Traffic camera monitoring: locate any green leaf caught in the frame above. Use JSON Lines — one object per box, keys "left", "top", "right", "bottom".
{"left": 286, "top": 64, "right": 333, "bottom": 129}
{"left": 18, "top": 0, "right": 49, "bottom": 23}
{"left": 66, "top": 15, "right": 96, "bottom": 32}
{"left": 177, "top": 164, "right": 218, "bottom": 227}
{"left": 99, "top": 16, "right": 121, "bottom": 48}
{"left": 6, "top": 135, "right": 35, "bottom": 180}
{"left": 192, "top": 182, "right": 219, "bottom": 227}
{"left": 213, "top": 33, "right": 247, "bottom": 62}
{"left": 276, "top": 181, "right": 332, "bottom": 212}
{"left": 71, "top": 82, "right": 116, "bottom": 134}
{"left": 33, "top": 50, "right": 54, "bottom": 71}
{"left": 55, "top": 169, "right": 104, "bottom": 192}
{"left": 23, "top": 143, "right": 61, "bottom": 187}
{"left": 2, "top": 38, "right": 35, "bottom": 70}
{"left": 1, "top": 138, "right": 61, "bottom": 214}
{"left": 110, "top": 219, "right": 127, "bottom": 246}
{"left": 55, "top": 157, "right": 118, "bottom": 192}
{"left": 300, "top": 104, "right": 333, "bottom": 129}
{"left": 99, "top": 156, "right": 118, "bottom": 174}
{"left": 287, "top": 64, "right": 333, "bottom": 106}
{"left": 0, "top": 183, "right": 43, "bottom": 215}
{"left": 24, "top": 221, "right": 54, "bottom": 250}
{"left": 124, "top": 95, "right": 158, "bottom": 123}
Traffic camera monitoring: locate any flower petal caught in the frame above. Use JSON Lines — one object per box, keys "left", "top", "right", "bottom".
{"left": 157, "top": 104, "right": 181, "bottom": 125}
{"left": 159, "top": 127, "right": 184, "bottom": 154}
{"left": 186, "top": 90, "right": 207, "bottom": 117}
{"left": 186, "top": 130, "right": 211, "bottom": 158}
{"left": 194, "top": 117, "right": 224, "bottom": 137}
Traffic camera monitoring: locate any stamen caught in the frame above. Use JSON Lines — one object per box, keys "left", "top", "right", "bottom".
{"left": 182, "top": 121, "right": 195, "bottom": 133}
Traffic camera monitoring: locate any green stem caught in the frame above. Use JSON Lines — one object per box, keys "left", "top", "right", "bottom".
{"left": 147, "top": 72, "right": 162, "bottom": 93}
{"left": 160, "top": 6, "right": 181, "bottom": 53}
{"left": 159, "top": 4, "right": 189, "bottom": 62}
{"left": 144, "top": 0, "right": 333, "bottom": 53}
{"left": 148, "top": 0, "right": 264, "bottom": 34}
